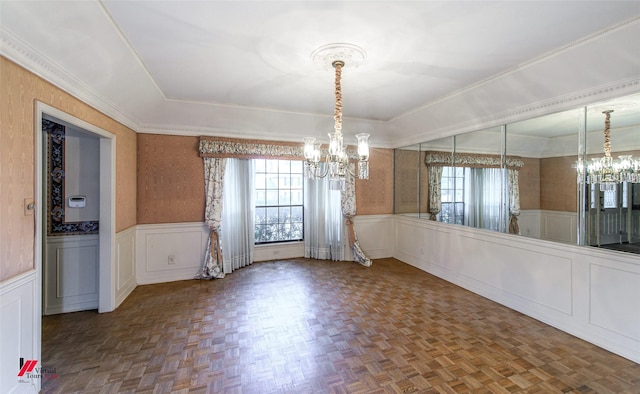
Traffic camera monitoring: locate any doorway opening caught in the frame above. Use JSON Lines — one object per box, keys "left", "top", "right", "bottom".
{"left": 35, "top": 102, "right": 115, "bottom": 320}
{"left": 587, "top": 182, "right": 640, "bottom": 254}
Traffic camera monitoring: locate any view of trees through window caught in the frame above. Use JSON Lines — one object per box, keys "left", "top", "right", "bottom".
{"left": 254, "top": 159, "right": 304, "bottom": 243}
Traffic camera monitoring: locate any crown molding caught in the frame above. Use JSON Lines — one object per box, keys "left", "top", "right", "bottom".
{"left": 485, "top": 78, "right": 640, "bottom": 126}
{"left": 137, "top": 123, "right": 268, "bottom": 139}
{"left": 0, "top": 27, "right": 141, "bottom": 132}
{"left": 390, "top": 77, "right": 640, "bottom": 149}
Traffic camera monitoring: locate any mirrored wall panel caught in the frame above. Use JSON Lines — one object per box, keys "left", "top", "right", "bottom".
{"left": 394, "top": 92, "right": 640, "bottom": 254}
{"left": 583, "top": 96, "right": 640, "bottom": 252}
{"left": 507, "top": 107, "right": 583, "bottom": 244}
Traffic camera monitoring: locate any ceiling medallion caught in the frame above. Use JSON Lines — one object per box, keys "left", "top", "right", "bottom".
{"left": 311, "top": 43, "right": 367, "bottom": 70}
{"left": 588, "top": 101, "right": 638, "bottom": 114}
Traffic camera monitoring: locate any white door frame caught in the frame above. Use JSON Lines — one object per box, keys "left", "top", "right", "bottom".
{"left": 35, "top": 102, "right": 117, "bottom": 323}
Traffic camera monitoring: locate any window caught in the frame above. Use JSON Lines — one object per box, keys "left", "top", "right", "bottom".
{"left": 439, "top": 166, "right": 465, "bottom": 224}
{"left": 254, "top": 159, "right": 304, "bottom": 243}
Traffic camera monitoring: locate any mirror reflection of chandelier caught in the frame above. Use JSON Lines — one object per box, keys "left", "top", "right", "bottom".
{"left": 583, "top": 110, "right": 640, "bottom": 191}
{"left": 303, "top": 44, "right": 370, "bottom": 191}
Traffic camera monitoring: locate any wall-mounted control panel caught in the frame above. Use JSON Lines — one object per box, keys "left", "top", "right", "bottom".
{"left": 68, "top": 195, "right": 87, "bottom": 208}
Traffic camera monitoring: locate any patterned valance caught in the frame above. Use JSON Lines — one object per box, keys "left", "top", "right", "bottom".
{"left": 199, "top": 136, "right": 361, "bottom": 160}
{"left": 199, "top": 136, "right": 305, "bottom": 159}
{"left": 424, "top": 151, "right": 524, "bottom": 169}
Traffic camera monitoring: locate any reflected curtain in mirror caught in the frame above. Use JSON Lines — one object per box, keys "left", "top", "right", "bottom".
{"left": 428, "top": 166, "right": 443, "bottom": 220}
{"left": 508, "top": 169, "right": 521, "bottom": 234}
{"left": 424, "top": 151, "right": 523, "bottom": 233}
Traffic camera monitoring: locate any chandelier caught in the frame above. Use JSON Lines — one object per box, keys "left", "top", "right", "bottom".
{"left": 582, "top": 109, "right": 640, "bottom": 191}
{"left": 303, "top": 44, "right": 370, "bottom": 191}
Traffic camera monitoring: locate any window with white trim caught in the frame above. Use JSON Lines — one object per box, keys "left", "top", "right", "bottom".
{"left": 254, "top": 159, "right": 304, "bottom": 243}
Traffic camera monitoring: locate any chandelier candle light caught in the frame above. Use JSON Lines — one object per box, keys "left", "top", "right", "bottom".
{"left": 582, "top": 109, "right": 640, "bottom": 191}
{"left": 304, "top": 44, "right": 370, "bottom": 191}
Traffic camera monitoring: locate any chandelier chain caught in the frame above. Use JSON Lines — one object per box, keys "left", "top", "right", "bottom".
{"left": 603, "top": 110, "right": 613, "bottom": 158}
{"left": 333, "top": 61, "right": 343, "bottom": 134}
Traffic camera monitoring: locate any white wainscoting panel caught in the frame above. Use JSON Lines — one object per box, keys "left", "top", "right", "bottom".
{"left": 458, "top": 233, "right": 573, "bottom": 315}
{"left": 541, "top": 210, "right": 577, "bottom": 244}
{"left": 392, "top": 215, "right": 640, "bottom": 364}
{"left": 44, "top": 235, "right": 98, "bottom": 315}
{"left": 589, "top": 262, "right": 640, "bottom": 341}
{"left": 0, "top": 270, "right": 39, "bottom": 393}
{"left": 512, "top": 210, "right": 577, "bottom": 244}
{"left": 134, "top": 216, "right": 391, "bottom": 283}
{"left": 518, "top": 210, "right": 541, "bottom": 238}
{"left": 115, "top": 226, "right": 136, "bottom": 308}
{"left": 136, "top": 223, "right": 209, "bottom": 285}
{"left": 353, "top": 214, "right": 393, "bottom": 259}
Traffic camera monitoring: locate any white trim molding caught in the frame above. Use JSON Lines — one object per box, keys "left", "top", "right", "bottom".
{"left": 115, "top": 226, "right": 137, "bottom": 308}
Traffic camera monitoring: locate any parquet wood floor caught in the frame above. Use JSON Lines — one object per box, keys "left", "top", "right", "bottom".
{"left": 42, "top": 258, "right": 640, "bottom": 393}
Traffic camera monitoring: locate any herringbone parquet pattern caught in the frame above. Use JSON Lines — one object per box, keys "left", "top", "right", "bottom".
{"left": 42, "top": 258, "right": 640, "bottom": 393}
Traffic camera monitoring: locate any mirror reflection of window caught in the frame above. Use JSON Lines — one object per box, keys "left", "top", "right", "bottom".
{"left": 438, "top": 166, "right": 507, "bottom": 231}
{"left": 438, "top": 166, "right": 464, "bottom": 225}
{"left": 463, "top": 167, "right": 505, "bottom": 231}
{"left": 393, "top": 92, "right": 639, "bottom": 254}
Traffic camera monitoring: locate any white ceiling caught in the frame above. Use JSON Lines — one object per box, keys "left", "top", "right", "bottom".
{"left": 1, "top": 1, "right": 639, "bottom": 147}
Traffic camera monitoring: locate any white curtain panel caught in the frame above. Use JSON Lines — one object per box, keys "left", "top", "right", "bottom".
{"left": 221, "top": 159, "right": 255, "bottom": 273}
{"left": 304, "top": 164, "right": 344, "bottom": 261}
